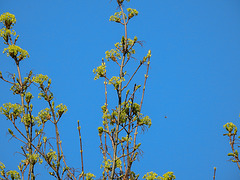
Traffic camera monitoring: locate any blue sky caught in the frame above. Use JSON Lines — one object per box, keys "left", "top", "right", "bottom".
{"left": 1, "top": 0, "right": 240, "bottom": 179}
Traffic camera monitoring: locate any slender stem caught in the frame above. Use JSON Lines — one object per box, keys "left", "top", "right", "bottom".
{"left": 77, "top": 121, "right": 84, "bottom": 180}
{"left": 11, "top": 134, "right": 27, "bottom": 145}
{"left": 16, "top": 62, "right": 25, "bottom": 114}
{"left": 131, "top": 57, "right": 150, "bottom": 171}
{"left": 121, "top": 143, "right": 127, "bottom": 173}
{"left": 48, "top": 101, "right": 61, "bottom": 169}
{"left": 44, "top": 99, "right": 62, "bottom": 180}
{"left": 27, "top": 142, "right": 59, "bottom": 178}
{"left": 42, "top": 92, "right": 76, "bottom": 179}
{"left": 125, "top": 120, "right": 131, "bottom": 178}
{"left": 15, "top": 59, "right": 35, "bottom": 180}
{"left": 21, "top": 170, "right": 25, "bottom": 180}
{"left": 104, "top": 59, "right": 108, "bottom": 162}
{"left": 11, "top": 120, "right": 28, "bottom": 141}
{"left": 0, "top": 76, "right": 15, "bottom": 84}
{"left": 122, "top": 62, "right": 143, "bottom": 90}
{"left": 104, "top": 73, "right": 110, "bottom": 179}
{"left": 59, "top": 143, "right": 77, "bottom": 180}
{"left": 229, "top": 135, "right": 240, "bottom": 169}
{"left": 213, "top": 167, "right": 216, "bottom": 180}
{"left": 110, "top": 3, "right": 127, "bottom": 178}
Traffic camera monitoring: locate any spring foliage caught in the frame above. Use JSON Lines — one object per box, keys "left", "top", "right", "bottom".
{"left": 0, "top": 0, "right": 176, "bottom": 180}
{"left": 223, "top": 122, "right": 240, "bottom": 169}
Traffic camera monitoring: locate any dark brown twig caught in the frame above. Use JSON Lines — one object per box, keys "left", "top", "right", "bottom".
{"left": 213, "top": 167, "right": 216, "bottom": 180}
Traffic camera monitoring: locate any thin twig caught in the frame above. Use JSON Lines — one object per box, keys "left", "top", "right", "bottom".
{"left": 77, "top": 121, "right": 84, "bottom": 180}
{"left": 213, "top": 167, "right": 216, "bottom": 180}
{"left": 122, "top": 62, "right": 143, "bottom": 90}
{"left": 0, "top": 76, "right": 15, "bottom": 84}
{"left": 229, "top": 135, "right": 240, "bottom": 169}
{"left": 132, "top": 57, "right": 150, "bottom": 159}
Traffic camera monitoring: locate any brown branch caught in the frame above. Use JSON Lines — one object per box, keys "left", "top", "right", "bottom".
{"left": 32, "top": 123, "right": 45, "bottom": 142}
{"left": 46, "top": 99, "right": 62, "bottom": 178}
{"left": 121, "top": 143, "right": 127, "bottom": 173}
{"left": 123, "top": 55, "right": 131, "bottom": 67}
{"left": 117, "top": 147, "right": 137, "bottom": 161}
{"left": 11, "top": 134, "right": 28, "bottom": 145}
{"left": 9, "top": 34, "right": 13, "bottom": 45}
{"left": 122, "top": 62, "right": 143, "bottom": 90}
{"left": 0, "top": 76, "right": 15, "bottom": 84}
{"left": 229, "top": 135, "right": 240, "bottom": 169}
{"left": 132, "top": 57, "right": 150, "bottom": 162}
{"left": 15, "top": 61, "right": 25, "bottom": 115}
{"left": 110, "top": 3, "right": 128, "bottom": 179}
{"left": 14, "top": 58, "right": 34, "bottom": 180}
{"left": 11, "top": 120, "right": 28, "bottom": 141}
{"left": 59, "top": 143, "right": 77, "bottom": 180}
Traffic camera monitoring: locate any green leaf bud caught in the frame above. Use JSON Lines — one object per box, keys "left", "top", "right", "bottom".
{"left": 85, "top": 173, "right": 96, "bottom": 180}
{"left": 6, "top": 170, "right": 21, "bottom": 180}
{"left": 25, "top": 92, "right": 33, "bottom": 103}
{"left": 56, "top": 103, "right": 68, "bottom": 118}
{"left": 134, "top": 143, "right": 141, "bottom": 150}
{"left": 52, "top": 101, "right": 55, "bottom": 108}
{"left": 0, "top": 12, "right": 16, "bottom": 29}
{"left": 93, "top": 62, "right": 106, "bottom": 80}
{"left": 127, "top": 8, "right": 139, "bottom": 19}
{"left": 109, "top": 11, "right": 125, "bottom": 23}
{"left": 147, "top": 50, "right": 151, "bottom": 58}
{"left": 43, "top": 136, "right": 47, "bottom": 143}
{"left": 49, "top": 172, "right": 55, "bottom": 176}
{"left": 3, "top": 44, "right": 29, "bottom": 60}
{"left": 143, "top": 172, "right": 160, "bottom": 180}
{"left": 8, "top": 128, "right": 13, "bottom": 135}
{"left": 48, "top": 79, "right": 51, "bottom": 86}
{"left": 63, "top": 166, "right": 69, "bottom": 172}
{"left": 161, "top": 172, "right": 176, "bottom": 180}
{"left": 109, "top": 76, "right": 125, "bottom": 90}
{"left": 98, "top": 127, "right": 104, "bottom": 136}
{"left": 32, "top": 74, "right": 49, "bottom": 85}
{"left": 223, "top": 122, "right": 237, "bottom": 135}
{"left": 234, "top": 149, "right": 239, "bottom": 156}
{"left": 134, "top": 36, "right": 138, "bottom": 42}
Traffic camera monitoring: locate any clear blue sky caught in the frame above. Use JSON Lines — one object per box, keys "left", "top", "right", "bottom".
{"left": 1, "top": 0, "right": 240, "bottom": 179}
